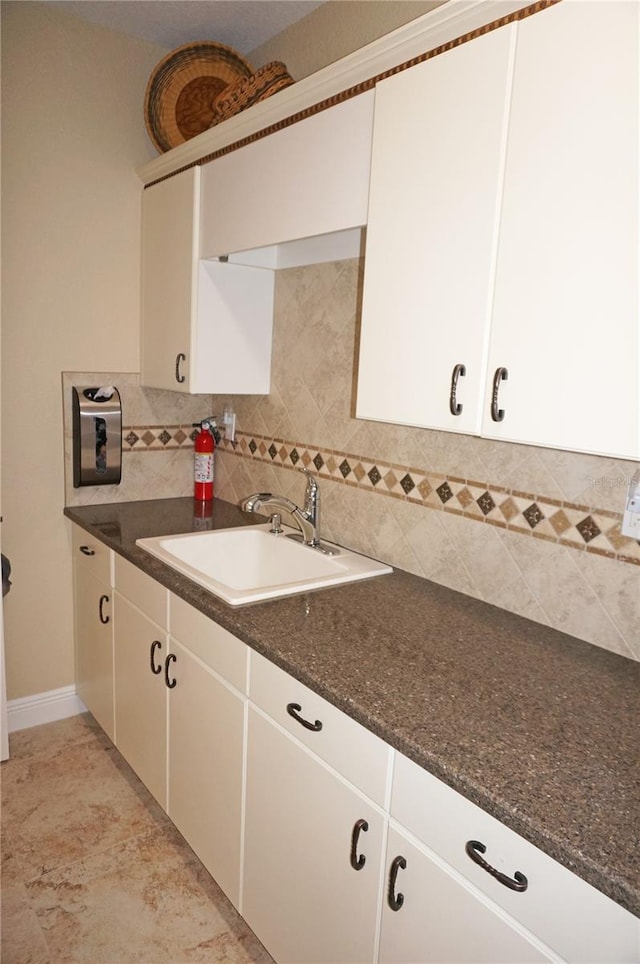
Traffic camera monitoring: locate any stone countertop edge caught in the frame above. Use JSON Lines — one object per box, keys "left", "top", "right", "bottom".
{"left": 64, "top": 498, "right": 640, "bottom": 918}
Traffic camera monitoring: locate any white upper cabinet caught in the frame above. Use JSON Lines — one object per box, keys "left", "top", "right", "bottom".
{"left": 140, "top": 167, "right": 199, "bottom": 393}
{"left": 482, "top": 0, "right": 639, "bottom": 457}
{"left": 200, "top": 92, "right": 374, "bottom": 260}
{"left": 140, "top": 166, "right": 274, "bottom": 394}
{"left": 356, "top": 25, "right": 516, "bottom": 436}
{"left": 357, "top": 2, "right": 640, "bottom": 459}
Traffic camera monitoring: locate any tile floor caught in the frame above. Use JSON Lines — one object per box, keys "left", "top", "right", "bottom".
{"left": 1, "top": 713, "right": 274, "bottom": 963}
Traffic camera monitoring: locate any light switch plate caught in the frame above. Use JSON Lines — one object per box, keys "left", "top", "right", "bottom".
{"left": 621, "top": 474, "right": 640, "bottom": 539}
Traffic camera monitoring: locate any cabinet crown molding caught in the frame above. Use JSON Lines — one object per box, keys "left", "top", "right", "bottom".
{"left": 137, "top": 0, "right": 534, "bottom": 186}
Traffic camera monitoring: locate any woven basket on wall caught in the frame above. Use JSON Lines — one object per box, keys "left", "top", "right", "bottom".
{"left": 145, "top": 41, "right": 253, "bottom": 153}
{"left": 209, "top": 61, "right": 295, "bottom": 127}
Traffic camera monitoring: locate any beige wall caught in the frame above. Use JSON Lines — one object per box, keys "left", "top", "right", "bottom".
{"left": 249, "top": 0, "right": 445, "bottom": 78}
{"left": 0, "top": 3, "right": 166, "bottom": 699}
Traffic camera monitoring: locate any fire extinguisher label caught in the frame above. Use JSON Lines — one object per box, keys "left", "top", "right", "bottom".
{"left": 194, "top": 452, "right": 214, "bottom": 483}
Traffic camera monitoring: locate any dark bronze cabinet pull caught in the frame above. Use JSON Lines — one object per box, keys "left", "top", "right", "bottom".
{"left": 150, "top": 640, "right": 162, "bottom": 675}
{"left": 165, "top": 653, "right": 177, "bottom": 689}
{"left": 465, "top": 840, "right": 528, "bottom": 892}
{"left": 79, "top": 545, "right": 95, "bottom": 556}
{"left": 175, "top": 353, "right": 186, "bottom": 384}
{"left": 388, "top": 855, "right": 406, "bottom": 911}
{"left": 350, "top": 818, "right": 369, "bottom": 871}
{"left": 286, "top": 702, "right": 323, "bottom": 732}
{"left": 98, "top": 594, "right": 110, "bottom": 625}
{"left": 490, "top": 366, "right": 508, "bottom": 422}
{"left": 449, "top": 363, "right": 466, "bottom": 416}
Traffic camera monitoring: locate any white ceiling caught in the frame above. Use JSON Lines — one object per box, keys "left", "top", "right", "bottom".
{"left": 47, "top": 0, "right": 327, "bottom": 54}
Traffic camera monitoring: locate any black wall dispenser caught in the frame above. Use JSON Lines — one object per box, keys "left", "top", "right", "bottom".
{"left": 72, "top": 386, "right": 122, "bottom": 487}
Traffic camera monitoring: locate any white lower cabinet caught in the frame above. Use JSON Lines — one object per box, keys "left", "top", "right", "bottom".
{"left": 113, "top": 583, "right": 168, "bottom": 809}
{"left": 72, "top": 526, "right": 115, "bottom": 741}
{"left": 390, "top": 752, "right": 639, "bottom": 964}
{"left": 76, "top": 551, "right": 637, "bottom": 963}
{"left": 379, "top": 825, "right": 552, "bottom": 963}
{"left": 112, "top": 571, "right": 248, "bottom": 905}
{"left": 167, "top": 595, "right": 247, "bottom": 908}
{"left": 243, "top": 705, "right": 386, "bottom": 964}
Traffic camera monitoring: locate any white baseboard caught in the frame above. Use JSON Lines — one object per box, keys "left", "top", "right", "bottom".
{"left": 7, "top": 685, "right": 87, "bottom": 733}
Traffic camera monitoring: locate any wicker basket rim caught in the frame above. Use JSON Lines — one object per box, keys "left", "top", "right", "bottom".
{"left": 145, "top": 41, "right": 253, "bottom": 153}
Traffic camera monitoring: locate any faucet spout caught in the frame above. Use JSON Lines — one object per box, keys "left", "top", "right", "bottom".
{"left": 240, "top": 492, "right": 272, "bottom": 513}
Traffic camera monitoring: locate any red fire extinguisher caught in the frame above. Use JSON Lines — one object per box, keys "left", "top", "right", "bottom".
{"left": 193, "top": 419, "right": 217, "bottom": 501}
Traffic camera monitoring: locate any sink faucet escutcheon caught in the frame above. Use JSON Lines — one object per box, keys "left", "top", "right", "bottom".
{"left": 240, "top": 467, "right": 321, "bottom": 547}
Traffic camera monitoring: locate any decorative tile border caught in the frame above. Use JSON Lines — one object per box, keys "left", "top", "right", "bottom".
{"left": 216, "top": 431, "right": 640, "bottom": 568}
{"left": 122, "top": 424, "right": 197, "bottom": 451}
{"left": 121, "top": 424, "right": 640, "bottom": 566}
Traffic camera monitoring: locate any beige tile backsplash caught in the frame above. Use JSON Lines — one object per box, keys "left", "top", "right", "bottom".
{"left": 212, "top": 259, "right": 639, "bottom": 662}
{"left": 63, "top": 259, "right": 639, "bottom": 661}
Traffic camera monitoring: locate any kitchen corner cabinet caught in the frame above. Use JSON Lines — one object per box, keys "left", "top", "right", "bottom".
{"left": 72, "top": 525, "right": 115, "bottom": 741}
{"left": 140, "top": 166, "right": 274, "bottom": 394}
{"left": 357, "top": 1, "right": 640, "bottom": 459}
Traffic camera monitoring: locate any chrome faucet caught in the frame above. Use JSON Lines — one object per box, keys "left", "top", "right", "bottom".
{"left": 240, "top": 468, "right": 321, "bottom": 547}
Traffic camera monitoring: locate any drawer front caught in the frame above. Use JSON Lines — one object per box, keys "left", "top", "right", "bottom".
{"left": 169, "top": 594, "right": 248, "bottom": 693}
{"left": 72, "top": 525, "right": 112, "bottom": 586}
{"left": 392, "top": 752, "right": 638, "bottom": 963}
{"left": 249, "top": 650, "right": 390, "bottom": 806}
{"left": 114, "top": 555, "right": 167, "bottom": 628}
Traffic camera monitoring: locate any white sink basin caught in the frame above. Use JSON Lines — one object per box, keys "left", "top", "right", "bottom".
{"left": 136, "top": 524, "right": 392, "bottom": 606}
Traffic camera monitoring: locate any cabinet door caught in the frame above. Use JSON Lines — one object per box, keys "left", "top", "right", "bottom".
{"left": 379, "top": 826, "right": 552, "bottom": 964}
{"left": 140, "top": 167, "right": 199, "bottom": 393}
{"left": 243, "top": 706, "right": 385, "bottom": 964}
{"left": 391, "top": 751, "right": 639, "bottom": 964}
{"left": 482, "top": 1, "right": 639, "bottom": 457}
{"left": 168, "top": 639, "right": 245, "bottom": 908}
{"left": 200, "top": 93, "right": 374, "bottom": 258}
{"left": 74, "top": 553, "right": 114, "bottom": 741}
{"left": 113, "top": 591, "right": 167, "bottom": 808}
{"left": 356, "top": 25, "right": 515, "bottom": 434}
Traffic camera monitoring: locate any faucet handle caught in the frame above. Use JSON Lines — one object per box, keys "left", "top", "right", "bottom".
{"left": 298, "top": 466, "right": 318, "bottom": 492}
{"left": 298, "top": 468, "right": 319, "bottom": 529}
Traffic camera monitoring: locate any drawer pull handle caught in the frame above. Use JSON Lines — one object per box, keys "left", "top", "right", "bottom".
{"left": 388, "top": 855, "right": 406, "bottom": 911}
{"left": 490, "top": 366, "right": 508, "bottom": 422}
{"left": 98, "top": 594, "right": 110, "bottom": 625}
{"left": 286, "top": 702, "right": 323, "bottom": 732}
{"left": 79, "top": 545, "right": 95, "bottom": 556}
{"left": 350, "top": 818, "right": 369, "bottom": 871}
{"left": 150, "top": 640, "right": 162, "bottom": 675}
{"left": 175, "top": 353, "right": 186, "bottom": 384}
{"left": 465, "top": 840, "right": 528, "bottom": 892}
{"left": 449, "top": 363, "right": 466, "bottom": 416}
{"left": 165, "top": 653, "right": 177, "bottom": 689}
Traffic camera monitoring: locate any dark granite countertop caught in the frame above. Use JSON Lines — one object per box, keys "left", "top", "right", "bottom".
{"left": 65, "top": 498, "right": 640, "bottom": 918}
